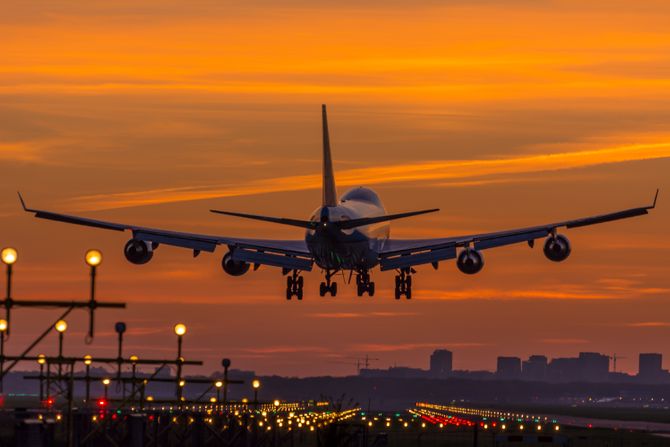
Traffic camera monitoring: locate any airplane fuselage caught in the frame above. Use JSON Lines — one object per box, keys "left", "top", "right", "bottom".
{"left": 305, "top": 187, "right": 389, "bottom": 270}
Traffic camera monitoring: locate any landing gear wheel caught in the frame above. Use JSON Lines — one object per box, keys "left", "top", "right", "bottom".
{"left": 356, "top": 271, "right": 374, "bottom": 297}
{"left": 286, "top": 271, "right": 304, "bottom": 300}
{"left": 394, "top": 269, "right": 413, "bottom": 300}
{"left": 368, "top": 282, "right": 375, "bottom": 297}
{"left": 319, "top": 282, "right": 327, "bottom": 297}
{"left": 330, "top": 282, "right": 338, "bottom": 296}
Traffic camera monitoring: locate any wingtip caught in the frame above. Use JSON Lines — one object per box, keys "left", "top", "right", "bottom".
{"left": 652, "top": 188, "right": 660, "bottom": 208}
{"left": 17, "top": 191, "right": 27, "bottom": 211}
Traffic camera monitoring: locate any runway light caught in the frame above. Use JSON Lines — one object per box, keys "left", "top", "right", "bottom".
{"left": 174, "top": 323, "right": 187, "bottom": 336}
{"left": 55, "top": 320, "right": 68, "bottom": 333}
{"left": 1, "top": 248, "right": 17, "bottom": 265}
{"left": 85, "top": 249, "right": 103, "bottom": 267}
{"left": 84, "top": 355, "right": 92, "bottom": 365}
{"left": 0, "top": 319, "right": 7, "bottom": 332}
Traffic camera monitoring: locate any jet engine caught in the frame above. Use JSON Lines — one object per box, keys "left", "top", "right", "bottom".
{"left": 124, "top": 239, "right": 154, "bottom": 265}
{"left": 457, "top": 248, "right": 484, "bottom": 275}
{"left": 543, "top": 234, "right": 571, "bottom": 262}
{"left": 221, "top": 251, "right": 250, "bottom": 276}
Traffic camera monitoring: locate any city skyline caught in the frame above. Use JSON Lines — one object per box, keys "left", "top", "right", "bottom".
{"left": 1, "top": 0, "right": 669, "bottom": 376}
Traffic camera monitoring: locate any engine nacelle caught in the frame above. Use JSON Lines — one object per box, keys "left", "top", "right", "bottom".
{"left": 457, "top": 248, "right": 484, "bottom": 275}
{"left": 543, "top": 234, "right": 571, "bottom": 262}
{"left": 124, "top": 239, "right": 154, "bottom": 265}
{"left": 221, "top": 251, "right": 250, "bottom": 276}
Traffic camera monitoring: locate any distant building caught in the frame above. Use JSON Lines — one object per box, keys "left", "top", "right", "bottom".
{"left": 430, "top": 350, "right": 453, "bottom": 378}
{"left": 522, "top": 355, "right": 548, "bottom": 381}
{"left": 638, "top": 353, "right": 664, "bottom": 383}
{"left": 359, "top": 367, "right": 429, "bottom": 379}
{"left": 579, "top": 352, "right": 609, "bottom": 382}
{"left": 547, "top": 357, "right": 581, "bottom": 382}
{"left": 496, "top": 357, "right": 521, "bottom": 380}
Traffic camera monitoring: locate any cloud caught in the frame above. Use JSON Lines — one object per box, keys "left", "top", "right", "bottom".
{"left": 625, "top": 322, "right": 670, "bottom": 328}
{"left": 61, "top": 141, "right": 670, "bottom": 211}
{"left": 310, "top": 311, "right": 419, "bottom": 319}
{"left": 540, "top": 338, "right": 590, "bottom": 345}
{"left": 353, "top": 342, "right": 487, "bottom": 352}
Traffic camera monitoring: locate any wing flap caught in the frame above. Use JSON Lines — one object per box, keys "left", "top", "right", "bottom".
{"left": 232, "top": 247, "right": 313, "bottom": 271}
{"left": 134, "top": 230, "right": 218, "bottom": 252}
{"left": 474, "top": 230, "right": 548, "bottom": 250}
{"left": 380, "top": 246, "right": 457, "bottom": 271}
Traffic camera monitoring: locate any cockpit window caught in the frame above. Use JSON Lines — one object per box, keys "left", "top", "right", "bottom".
{"left": 340, "top": 187, "right": 382, "bottom": 206}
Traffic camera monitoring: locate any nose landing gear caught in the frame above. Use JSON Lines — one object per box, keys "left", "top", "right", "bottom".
{"left": 394, "top": 268, "right": 412, "bottom": 300}
{"left": 319, "top": 270, "right": 338, "bottom": 297}
{"left": 286, "top": 270, "right": 304, "bottom": 300}
{"left": 356, "top": 270, "right": 375, "bottom": 297}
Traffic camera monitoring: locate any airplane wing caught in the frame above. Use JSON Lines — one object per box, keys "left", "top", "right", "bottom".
{"left": 18, "top": 193, "right": 313, "bottom": 271}
{"left": 379, "top": 190, "right": 659, "bottom": 271}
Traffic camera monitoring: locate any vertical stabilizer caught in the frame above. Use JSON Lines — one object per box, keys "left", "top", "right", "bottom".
{"left": 322, "top": 104, "right": 338, "bottom": 207}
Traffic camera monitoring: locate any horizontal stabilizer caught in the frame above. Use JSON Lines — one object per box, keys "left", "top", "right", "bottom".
{"left": 337, "top": 208, "right": 439, "bottom": 230}
{"left": 210, "top": 209, "right": 317, "bottom": 229}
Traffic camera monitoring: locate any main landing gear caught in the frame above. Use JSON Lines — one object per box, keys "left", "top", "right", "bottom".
{"left": 319, "top": 270, "right": 338, "bottom": 297}
{"left": 286, "top": 270, "right": 304, "bottom": 300}
{"left": 356, "top": 270, "right": 375, "bottom": 297}
{"left": 394, "top": 268, "right": 412, "bottom": 300}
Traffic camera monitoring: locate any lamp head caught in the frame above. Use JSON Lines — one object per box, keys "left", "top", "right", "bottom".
{"left": 174, "top": 323, "right": 187, "bottom": 336}
{"left": 129, "top": 355, "right": 139, "bottom": 363}
{"left": 0, "top": 319, "right": 7, "bottom": 332}
{"left": 83, "top": 355, "right": 92, "bottom": 366}
{"left": 252, "top": 379, "right": 261, "bottom": 390}
{"left": 55, "top": 320, "right": 68, "bottom": 333}
{"left": 114, "top": 322, "right": 126, "bottom": 334}
{"left": 85, "top": 249, "right": 103, "bottom": 267}
{"left": 1, "top": 247, "right": 17, "bottom": 265}
{"left": 102, "top": 378, "right": 111, "bottom": 386}
{"left": 215, "top": 380, "right": 223, "bottom": 388}
{"left": 37, "top": 354, "right": 46, "bottom": 365}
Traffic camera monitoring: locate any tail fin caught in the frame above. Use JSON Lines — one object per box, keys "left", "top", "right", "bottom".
{"left": 322, "top": 104, "right": 338, "bottom": 207}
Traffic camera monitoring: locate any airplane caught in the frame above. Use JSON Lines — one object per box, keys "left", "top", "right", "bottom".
{"left": 19, "top": 105, "right": 659, "bottom": 300}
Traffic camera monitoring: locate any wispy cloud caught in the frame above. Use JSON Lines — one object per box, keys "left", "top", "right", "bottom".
{"left": 310, "top": 311, "right": 419, "bottom": 319}
{"left": 62, "top": 141, "right": 670, "bottom": 211}
{"left": 541, "top": 338, "right": 590, "bottom": 345}
{"left": 625, "top": 322, "right": 670, "bottom": 328}
{"left": 353, "top": 342, "right": 487, "bottom": 352}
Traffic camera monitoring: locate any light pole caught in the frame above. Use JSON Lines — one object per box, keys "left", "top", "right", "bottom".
{"left": 84, "top": 250, "right": 102, "bottom": 342}
{"left": 37, "top": 354, "right": 46, "bottom": 402}
{"left": 0, "top": 319, "right": 7, "bottom": 393}
{"left": 129, "top": 355, "right": 138, "bottom": 402}
{"left": 102, "top": 378, "right": 110, "bottom": 400}
{"left": 54, "top": 319, "right": 67, "bottom": 377}
{"left": 222, "top": 358, "right": 231, "bottom": 405}
{"left": 1, "top": 248, "right": 17, "bottom": 336}
{"left": 174, "top": 323, "right": 186, "bottom": 401}
{"left": 83, "top": 355, "right": 92, "bottom": 404}
{"left": 115, "top": 322, "right": 126, "bottom": 383}
{"left": 215, "top": 380, "right": 223, "bottom": 403}
{"left": 252, "top": 379, "right": 261, "bottom": 409}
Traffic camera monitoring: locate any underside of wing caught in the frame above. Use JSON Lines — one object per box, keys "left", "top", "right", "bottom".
{"left": 20, "top": 193, "right": 313, "bottom": 271}
{"left": 379, "top": 191, "right": 658, "bottom": 271}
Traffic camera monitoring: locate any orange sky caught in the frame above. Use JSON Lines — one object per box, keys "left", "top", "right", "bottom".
{"left": 1, "top": 0, "right": 669, "bottom": 377}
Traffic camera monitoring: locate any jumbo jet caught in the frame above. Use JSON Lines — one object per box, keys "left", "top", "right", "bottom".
{"left": 20, "top": 105, "right": 658, "bottom": 300}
